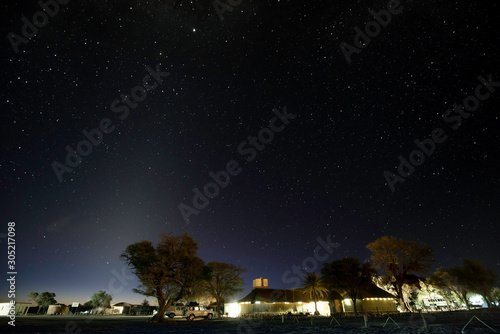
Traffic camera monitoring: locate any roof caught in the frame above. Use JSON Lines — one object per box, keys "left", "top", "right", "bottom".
{"left": 239, "top": 288, "right": 331, "bottom": 304}
{"left": 341, "top": 285, "right": 396, "bottom": 300}
{"left": 238, "top": 285, "right": 395, "bottom": 304}
{"left": 112, "top": 302, "right": 132, "bottom": 307}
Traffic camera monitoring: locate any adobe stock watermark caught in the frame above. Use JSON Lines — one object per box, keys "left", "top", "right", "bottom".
{"left": 213, "top": 0, "right": 242, "bottom": 22}
{"left": 340, "top": 0, "right": 403, "bottom": 64}
{"left": 7, "top": 0, "right": 70, "bottom": 54}
{"left": 178, "top": 106, "right": 296, "bottom": 224}
{"left": 281, "top": 234, "right": 340, "bottom": 289}
{"left": 384, "top": 73, "right": 499, "bottom": 192}
{"left": 51, "top": 63, "right": 169, "bottom": 183}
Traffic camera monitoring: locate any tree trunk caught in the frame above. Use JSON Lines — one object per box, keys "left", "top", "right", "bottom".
{"left": 461, "top": 291, "right": 471, "bottom": 309}
{"left": 217, "top": 297, "right": 222, "bottom": 318}
{"left": 395, "top": 282, "right": 409, "bottom": 311}
{"left": 352, "top": 298, "right": 357, "bottom": 314}
{"left": 481, "top": 294, "right": 492, "bottom": 308}
{"left": 404, "top": 298, "right": 413, "bottom": 312}
{"left": 154, "top": 288, "right": 168, "bottom": 323}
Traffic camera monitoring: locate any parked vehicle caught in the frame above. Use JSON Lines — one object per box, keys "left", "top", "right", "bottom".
{"left": 164, "top": 304, "right": 185, "bottom": 318}
{"left": 148, "top": 303, "right": 213, "bottom": 321}
{"left": 184, "top": 305, "right": 213, "bottom": 321}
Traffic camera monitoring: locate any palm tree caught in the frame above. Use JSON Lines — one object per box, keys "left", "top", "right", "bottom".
{"left": 302, "top": 272, "right": 329, "bottom": 315}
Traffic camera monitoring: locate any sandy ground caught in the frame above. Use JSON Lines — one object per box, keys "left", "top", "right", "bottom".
{"left": 1, "top": 309, "right": 499, "bottom": 333}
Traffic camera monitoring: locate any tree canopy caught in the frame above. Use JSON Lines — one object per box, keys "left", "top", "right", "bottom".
{"left": 491, "top": 287, "right": 500, "bottom": 304}
{"left": 430, "top": 259, "right": 498, "bottom": 308}
{"left": 458, "top": 259, "right": 497, "bottom": 308}
{"left": 120, "top": 232, "right": 204, "bottom": 322}
{"left": 28, "top": 291, "right": 57, "bottom": 314}
{"left": 428, "top": 267, "right": 471, "bottom": 309}
{"left": 140, "top": 299, "right": 151, "bottom": 314}
{"left": 321, "top": 257, "right": 377, "bottom": 313}
{"left": 366, "top": 236, "right": 434, "bottom": 311}
{"left": 90, "top": 290, "right": 113, "bottom": 313}
{"left": 204, "top": 261, "right": 246, "bottom": 318}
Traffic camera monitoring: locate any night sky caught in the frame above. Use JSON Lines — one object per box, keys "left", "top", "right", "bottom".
{"left": 1, "top": 0, "right": 499, "bottom": 305}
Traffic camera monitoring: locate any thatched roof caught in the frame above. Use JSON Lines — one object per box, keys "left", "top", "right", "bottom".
{"left": 341, "top": 285, "right": 396, "bottom": 300}
{"left": 238, "top": 284, "right": 394, "bottom": 304}
{"left": 239, "top": 288, "right": 331, "bottom": 304}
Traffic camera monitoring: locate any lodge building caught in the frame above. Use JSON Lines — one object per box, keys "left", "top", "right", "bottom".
{"left": 224, "top": 278, "right": 398, "bottom": 317}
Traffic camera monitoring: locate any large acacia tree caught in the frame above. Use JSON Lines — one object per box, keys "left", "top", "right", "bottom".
{"left": 459, "top": 259, "right": 497, "bottom": 308}
{"left": 428, "top": 267, "right": 471, "bottom": 309}
{"left": 367, "top": 236, "right": 434, "bottom": 311}
{"left": 204, "top": 261, "right": 246, "bottom": 318}
{"left": 120, "top": 233, "right": 204, "bottom": 322}
{"left": 432, "top": 259, "right": 498, "bottom": 308}
{"left": 28, "top": 292, "right": 57, "bottom": 314}
{"left": 321, "top": 257, "right": 377, "bottom": 314}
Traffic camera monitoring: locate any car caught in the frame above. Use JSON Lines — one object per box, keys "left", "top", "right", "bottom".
{"left": 184, "top": 305, "right": 214, "bottom": 321}
{"left": 165, "top": 305, "right": 185, "bottom": 318}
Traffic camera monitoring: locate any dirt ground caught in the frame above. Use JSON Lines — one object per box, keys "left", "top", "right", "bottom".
{"left": 1, "top": 309, "right": 499, "bottom": 333}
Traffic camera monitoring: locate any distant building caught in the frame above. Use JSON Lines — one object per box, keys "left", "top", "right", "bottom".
{"left": 0, "top": 302, "right": 31, "bottom": 316}
{"left": 112, "top": 302, "right": 131, "bottom": 315}
{"left": 109, "top": 302, "right": 150, "bottom": 315}
{"left": 47, "top": 304, "right": 69, "bottom": 315}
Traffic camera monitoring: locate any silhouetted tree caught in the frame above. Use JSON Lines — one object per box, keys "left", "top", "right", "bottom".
{"left": 302, "top": 272, "right": 328, "bottom": 315}
{"left": 120, "top": 233, "right": 204, "bottom": 323}
{"left": 204, "top": 261, "right": 246, "bottom": 318}
{"left": 428, "top": 267, "right": 471, "bottom": 309}
{"left": 419, "top": 277, "right": 455, "bottom": 309}
{"left": 321, "top": 257, "right": 377, "bottom": 314}
{"left": 28, "top": 291, "right": 57, "bottom": 314}
{"left": 454, "top": 259, "right": 497, "bottom": 308}
{"left": 140, "top": 299, "right": 151, "bottom": 313}
{"left": 491, "top": 287, "right": 500, "bottom": 305}
{"left": 90, "top": 290, "right": 112, "bottom": 314}
{"left": 367, "top": 236, "right": 434, "bottom": 311}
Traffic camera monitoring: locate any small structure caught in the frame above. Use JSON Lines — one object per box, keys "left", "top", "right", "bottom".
{"left": 0, "top": 302, "right": 31, "bottom": 316}
{"left": 70, "top": 302, "right": 82, "bottom": 314}
{"left": 253, "top": 278, "right": 268, "bottom": 289}
{"left": 47, "top": 304, "right": 69, "bottom": 315}
{"left": 111, "top": 302, "right": 132, "bottom": 315}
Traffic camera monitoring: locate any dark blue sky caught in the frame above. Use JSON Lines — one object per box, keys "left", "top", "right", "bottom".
{"left": 1, "top": 0, "right": 499, "bottom": 305}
